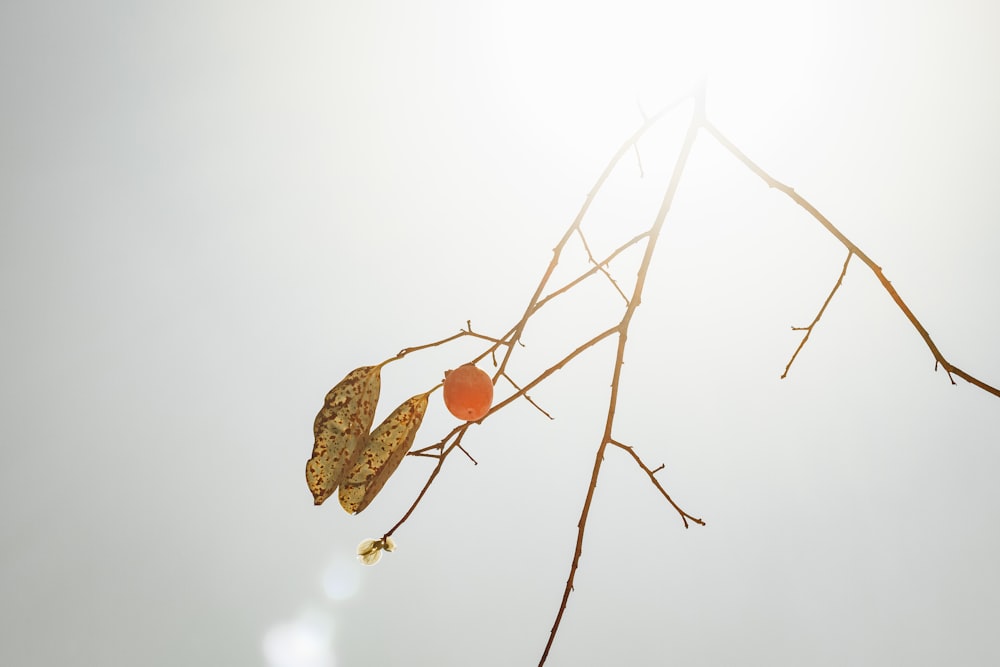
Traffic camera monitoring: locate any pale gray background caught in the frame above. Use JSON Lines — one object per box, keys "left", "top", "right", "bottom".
{"left": 3, "top": 1, "right": 999, "bottom": 666}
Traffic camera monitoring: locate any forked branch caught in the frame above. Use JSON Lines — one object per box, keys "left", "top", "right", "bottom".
{"left": 495, "top": 91, "right": 695, "bottom": 381}
{"left": 782, "top": 251, "right": 853, "bottom": 378}
{"left": 702, "top": 120, "right": 1000, "bottom": 398}
{"left": 608, "top": 439, "right": 705, "bottom": 528}
{"left": 538, "top": 86, "right": 706, "bottom": 667}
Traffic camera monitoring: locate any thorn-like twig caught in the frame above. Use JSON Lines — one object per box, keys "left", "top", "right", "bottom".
{"left": 456, "top": 443, "right": 478, "bottom": 465}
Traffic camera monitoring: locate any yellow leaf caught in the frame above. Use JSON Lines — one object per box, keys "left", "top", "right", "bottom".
{"left": 305, "top": 365, "right": 381, "bottom": 505}
{"left": 339, "top": 392, "right": 429, "bottom": 514}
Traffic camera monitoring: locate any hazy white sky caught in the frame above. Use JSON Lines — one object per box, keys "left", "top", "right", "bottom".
{"left": 3, "top": 1, "right": 1000, "bottom": 665}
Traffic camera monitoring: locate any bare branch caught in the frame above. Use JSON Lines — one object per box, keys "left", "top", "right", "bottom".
{"left": 608, "top": 439, "right": 705, "bottom": 528}
{"left": 386, "top": 427, "right": 470, "bottom": 538}
{"left": 702, "top": 119, "right": 1000, "bottom": 398}
{"left": 782, "top": 251, "right": 853, "bottom": 378}
{"left": 502, "top": 372, "right": 553, "bottom": 420}
{"left": 340, "top": 80, "right": 996, "bottom": 667}
{"left": 391, "top": 323, "right": 506, "bottom": 362}
{"left": 455, "top": 443, "right": 478, "bottom": 465}
{"left": 407, "top": 451, "right": 441, "bottom": 459}
{"left": 496, "top": 89, "right": 696, "bottom": 381}
{"left": 488, "top": 325, "right": 621, "bottom": 417}
{"left": 535, "top": 231, "right": 650, "bottom": 311}
{"left": 575, "top": 228, "right": 630, "bottom": 304}
{"left": 539, "top": 85, "right": 706, "bottom": 667}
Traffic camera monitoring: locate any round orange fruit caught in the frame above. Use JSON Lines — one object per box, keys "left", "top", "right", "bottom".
{"left": 442, "top": 364, "right": 494, "bottom": 421}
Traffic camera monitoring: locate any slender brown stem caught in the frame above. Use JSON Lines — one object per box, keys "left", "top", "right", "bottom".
{"left": 385, "top": 428, "right": 468, "bottom": 538}
{"left": 532, "top": 232, "right": 650, "bottom": 313}
{"left": 390, "top": 326, "right": 504, "bottom": 363}
{"left": 781, "top": 251, "right": 853, "bottom": 378}
{"left": 487, "top": 326, "right": 620, "bottom": 416}
{"left": 501, "top": 372, "right": 553, "bottom": 420}
{"left": 608, "top": 439, "right": 705, "bottom": 527}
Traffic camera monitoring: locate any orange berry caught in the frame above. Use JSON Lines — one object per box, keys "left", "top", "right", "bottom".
{"left": 442, "top": 364, "right": 494, "bottom": 421}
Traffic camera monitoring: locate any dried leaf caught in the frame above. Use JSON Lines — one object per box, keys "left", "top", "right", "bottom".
{"left": 305, "top": 365, "right": 381, "bottom": 505}
{"left": 339, "top": 392, "right": 429, "bottom": 514}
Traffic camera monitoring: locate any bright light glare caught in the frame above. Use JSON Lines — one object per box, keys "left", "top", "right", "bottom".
{"left": 322, "top": 557, "right": 362, "bottom": 601}
{"left": 263, "top": 611, "right": 335, "bottom": 667}
{"left": 485, "top": 1, "right": 832, "bottom": 145}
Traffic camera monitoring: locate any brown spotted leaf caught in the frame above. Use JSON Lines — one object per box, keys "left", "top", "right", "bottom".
{"left": 305, "top": 365, "right": 381, "bottom": 505}
{"left": 339, "top": 391, "right": 429, "bottom": 514}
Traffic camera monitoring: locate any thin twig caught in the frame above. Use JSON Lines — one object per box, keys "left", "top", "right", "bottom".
{"left": 534, "top": 232, "right": 650, "bottom": 312}
{"left": 445, "top": 233, "right": 647, "bottom": 378}
{"left": 781, "top": 251, "right": 853, "bottom": 378}
{"left": 386, "top": 427, "right": 469, "bottom": 538}
{"left": 608, "top": 439, "right": 705, "bottom": 528}
{"left": 502, "top": 372, "right": 553, "bottom": 420}
{"left": 455, "top": 443, "right": 478, "bottom": 465}
{"left": 575, "top": 228, "right": 630, "bottom": 304}
{"left": 488, "top": 326, "right": 621, "bottom": 417}
{"left": 633, "top": 143, "right": 645, "bottom": 178}
{"left": 392, "top": 324, "right": 506, "bottom": 361}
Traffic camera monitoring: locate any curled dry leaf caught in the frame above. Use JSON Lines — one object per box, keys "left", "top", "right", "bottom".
{"left": 339, "top": 392, "right": 430, "bottom": 514}
{"left": 305, "top": 365, "right": 381, "bottom": 505}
